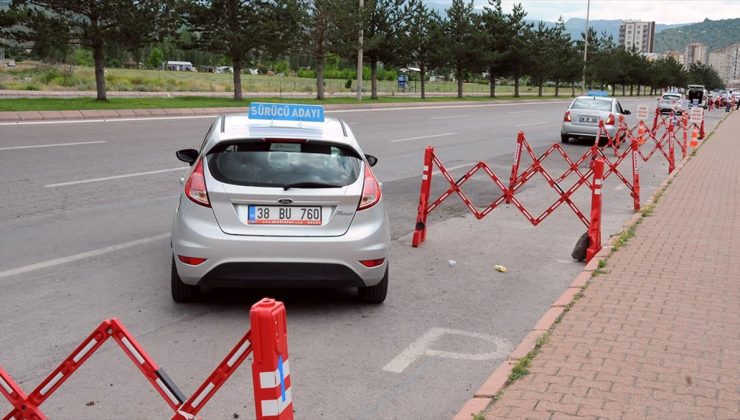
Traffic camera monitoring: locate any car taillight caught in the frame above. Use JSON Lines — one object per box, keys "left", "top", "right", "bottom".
{"left": 358, "top": 164, "right": 381, "bottom": 210}
{"left": 606, "top": 113, "right": 615, "bottom": 125}
{"left": 177, "top": 255, "right": 207, "bottom": 265}
{"left": 184, "top": 158, "right": 210, "bottom": 207}
{"left": 563, "top": 111, "right": 571, "bottom": 122}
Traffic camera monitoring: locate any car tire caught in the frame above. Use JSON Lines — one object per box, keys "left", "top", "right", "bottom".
{"left": 171, "top": 257, "right": 201, "bottom": 303}
{"left": 358, "top": 266, "right": 388, "bottom": 304}
{"left": 560, "top": 134, "right": 569, "bottom": 143}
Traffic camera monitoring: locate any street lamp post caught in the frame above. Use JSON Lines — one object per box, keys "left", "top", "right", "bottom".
{"left": 582, "top": 0, "right": 591, "bottom": 94}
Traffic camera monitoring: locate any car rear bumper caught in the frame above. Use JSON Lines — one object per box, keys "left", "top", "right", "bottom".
{"left": 561, "top": 122, "right": 618, "bottom": 138}
{"left": 171, "top": 197, "right": 391, "bottom": 288}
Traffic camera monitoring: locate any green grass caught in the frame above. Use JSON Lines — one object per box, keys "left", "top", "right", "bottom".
{"left": 0, "top": 94, "right": 570, "bottom": 112}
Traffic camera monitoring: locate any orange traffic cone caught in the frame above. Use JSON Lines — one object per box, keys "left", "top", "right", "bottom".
{"left": 637, "top": 121, "right": 646, "bottom": 145}
{"left": 690, "top": 126, "right": 699, "bottom": 148}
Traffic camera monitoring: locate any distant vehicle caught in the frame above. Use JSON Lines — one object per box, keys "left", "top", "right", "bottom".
{"left": 165, "top": 61, "right": 195, "bottom": 71}
{"left": 658, "top": 92, "right": 686, "bottom": 115}
{"left": 686, "top": 84, "right": 708, "bottom": 109}
{"left": 5, "top": 59, "right": 16, "bottom": 67}
{"left": 561, "top": 94, "right": 631, "bottom": 145}
{"left": 215, "top": 66, "right": 233, "bottom": 74}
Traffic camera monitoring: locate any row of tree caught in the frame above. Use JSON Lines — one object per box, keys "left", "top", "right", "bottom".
{"left": 0, "top": 0, "right": 724, "bottom": 101}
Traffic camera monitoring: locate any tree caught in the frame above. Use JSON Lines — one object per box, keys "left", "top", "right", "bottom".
{"left": 548, "top": 17, "right": 579, "bottom": 97}
{"left": 687, "top": 63, "right": 723, "bottom": 90}
{"left": 147, "top": 47, "right": 164, "bottom": 69}
{"left": 362, "top": 0, "right": 405, "bottom": 99}
{"left": 479, "top": 0, "right": 507, "bottom": 97}
{"left": 528, "top": 22, "right": 551, "bottom": 97}
{"left": 442, "top": 0, "right": 480, "bottom": 98}
{"left": 298, "top": 0, "right": 356, "bottom": 100}
{"left": 502, "top": 3, "right": 532, "bottom": 97}
{"left": 5, "top": 0, "right": 176, "bottom": 100}
{"left": 183, "top": 0, "right": 303, "bottom": 100}
{"left": 401, "top": 0, "right": 439, "bottom": 99}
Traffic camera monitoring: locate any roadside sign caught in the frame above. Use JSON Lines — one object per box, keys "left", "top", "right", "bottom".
{"left": 636, "top": 105, "right": 649, "bottom": 120}
{"left": 587, "top": 90, "right": 609, "bottom": 97}
{"left": 690, "top": 107, "right": 703, "bottom": 125}
{"left": 248, "top": 102, "right": 325, "bottom": 123}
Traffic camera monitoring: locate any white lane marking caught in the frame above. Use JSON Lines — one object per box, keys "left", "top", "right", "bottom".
{"left": 0, "top": 140, "right": 106, "bottom": 151}
{"left": 432, "top": 162, "right": 477, "bottom": 177}
{"left": 614, "top": 184, "right": 626, "bottom": 191}
{"left": 0, "top": 115, "right": 218, "bottom": 126}
{"left": 515, "top": 121, "right": 546, "bottom": 127}
{"left": 383, "top": 327, "right": 510, "bottom": 373}
{"left": 390, "top": 132, "right": 457, "bottom": 143}
{"left": 0, "top": 233, "right": 169, "bottom": 280}
{"left": 430, "top": 114, "right": 468, "bottom": 120}
{"left": 46, "top": 167, "right": 187, "bottom": 188}
{"left": 330, "top": 101, "right": 571, "bottom": 114}
{"left": 510, "top": 110, "right": 536, "bottom": 114}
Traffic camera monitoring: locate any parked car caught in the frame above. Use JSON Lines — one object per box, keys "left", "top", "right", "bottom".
{"left": 170, "top": 104, "right": 391, "bottom": 303}
{"left": 658, "top": 92, "right": 686, "bottom": 114}
{"left": 561, "top": 95, "right": 631, "bottom": 144}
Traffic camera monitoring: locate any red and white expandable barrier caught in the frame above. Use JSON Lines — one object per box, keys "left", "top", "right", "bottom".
{"left": 0, "top": 298, "right": 293, "bottom": 420}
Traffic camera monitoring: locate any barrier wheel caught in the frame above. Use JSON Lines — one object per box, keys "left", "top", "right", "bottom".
{"left": 358, "top": 266, "right": 388, "bottom": 304}
{"left": 571, "top": 232, "right": 589, "bottom": 262}
{"left": 171, "top": 257, "right": 202, "bottom": 303}
{"left": 560, "top": 134, "right": 569, "bottom": 143}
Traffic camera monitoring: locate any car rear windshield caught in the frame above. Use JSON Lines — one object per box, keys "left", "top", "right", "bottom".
{"left": 663, "top": 94, "right": 681, "bottom": 100}
{"left": 206, "top": 139, "right": 362, "bottom": 188}
{"left": 571, "top": 98, "right": 612, "bottom": 111}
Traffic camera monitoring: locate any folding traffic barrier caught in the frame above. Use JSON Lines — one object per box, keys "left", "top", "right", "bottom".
{"left": 0, "top": 298, "right": 293, "bottom": 420}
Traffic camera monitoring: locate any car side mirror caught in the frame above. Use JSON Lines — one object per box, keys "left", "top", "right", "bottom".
{"left": 623, "top": 109, "right": 631, "bottom": 115}
{"left": 365, "top": 154, "right": 378, "bottom": 167}
{"left": 176, "top": 149, "right": 199, "bottom": 165}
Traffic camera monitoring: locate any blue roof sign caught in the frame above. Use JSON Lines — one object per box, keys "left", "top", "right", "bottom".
{"left": 248, "top": 102, "right": 325, "bottom": 123}
{"left": 587, "top": 90, "right": 609, "bottom": 97}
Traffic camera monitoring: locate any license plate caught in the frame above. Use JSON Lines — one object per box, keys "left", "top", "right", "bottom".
{"left": 579, "top": 116, "right": 597, "bottom": 123}
{"left": 248, "top": 205, "right": 322, "bottom": 225}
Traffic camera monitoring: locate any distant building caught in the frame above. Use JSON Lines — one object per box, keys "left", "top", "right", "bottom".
{"left": 684, "top": 43, "right": 708, "bottom": 68}
{"left": 709, "top": 43, "right": 740, "bottom": 85}
{"left": 619, "top": 20, "right": 655, "bottom": 53}
{"left": 664, "top": 50, "right": 685, "bottom": 65}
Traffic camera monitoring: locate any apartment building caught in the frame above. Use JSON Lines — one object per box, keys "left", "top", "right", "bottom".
{"left": 685, "top": 43, "right": 708, "bottom": 68}
{"left": 619, "top": 21, "right": 656, "bottom": 53}
{"left": 709, "top": 43, "right": 740, "bottom": 84}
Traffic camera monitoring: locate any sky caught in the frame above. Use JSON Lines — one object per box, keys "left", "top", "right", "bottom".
{"left": 425, "top": 0, "right": 740, "bottom": 25}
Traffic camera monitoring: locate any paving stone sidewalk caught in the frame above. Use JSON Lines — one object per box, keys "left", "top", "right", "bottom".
{"left": 482, "top": 112, "right": 740, "bottom": 419}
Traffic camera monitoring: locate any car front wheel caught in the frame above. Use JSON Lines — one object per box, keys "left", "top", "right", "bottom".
{"left": 358, "top": 266, "right": 388, "bottom": 304}
{"left": 171, "top": 257, "right": 201, "bottom": 303}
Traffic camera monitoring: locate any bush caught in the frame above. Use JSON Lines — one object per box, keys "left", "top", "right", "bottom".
{"left": 73, "top": 49, "right": 93, "bottom": 67}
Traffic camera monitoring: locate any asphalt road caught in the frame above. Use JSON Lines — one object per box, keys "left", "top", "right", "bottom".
{"left": 0, "top": 99, "right": 724, "bottom": 419}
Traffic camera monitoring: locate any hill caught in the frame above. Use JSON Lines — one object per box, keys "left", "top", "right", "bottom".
{"left": 561, "top": 18, "right": 689, "bottom": 41}
{"left": 654, "top": 18, "right": 740, "bottom": 52}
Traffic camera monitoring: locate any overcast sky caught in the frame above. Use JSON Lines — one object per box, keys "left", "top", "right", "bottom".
{"left": 425, "top": 0, "right": 740, "bottom": 25}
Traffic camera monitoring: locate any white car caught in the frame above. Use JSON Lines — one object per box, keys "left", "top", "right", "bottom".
{"left": 170, "top": 103, "right": 391, "bottom": 303}
{"left": 658, "top": 92, "right": 686, "bottom": 114}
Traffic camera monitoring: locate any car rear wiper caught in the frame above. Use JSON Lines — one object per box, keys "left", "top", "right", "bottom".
{"left": 282, "top": 182, "right": 343, "bottom": 191}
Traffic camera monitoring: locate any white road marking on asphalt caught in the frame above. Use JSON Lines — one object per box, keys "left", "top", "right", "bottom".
{"left": 0, "top": 233, "right": 169, "bottom": 280}
{"left": 0, "top": 115, "right": 218, "bottom": 126}
{"left": 383, "top": 327, "right": 510, "bottom": 373}
{"left": 431, "top": 162, "right": 478, "bottom": 177}
{"left": 0, "top": 140, "right": 106, "bottom": 151}
{"left": 614, "top": 184, "right": 626, "bottom": 191}
{"left": 45, "top": 167, "right": 188, "bottom": 188}
{"left": 515, "top": 121, "right": 546, "bottom": 127}
{"left": 509, "top": 110, "right": 536, "bottom": 114}
{"left": 330, "top": 101, "right": 571, "bottom": 114}
{"left": 390, "top": 132, "right": 458, "bottom": 143}
{"left": 430, "top": 114, "right": 468, "bottom": 120}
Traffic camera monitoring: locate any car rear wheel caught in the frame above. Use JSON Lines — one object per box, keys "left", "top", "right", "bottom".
{"left": 560, "top": 134, "right": 569, "bottom": 143}
{"left": 171, "top": 257, "right": 201, "bottom": 303}
{"left": 358, "top": 266, "right": 388, "bottom": 304}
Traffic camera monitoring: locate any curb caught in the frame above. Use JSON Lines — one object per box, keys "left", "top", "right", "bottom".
{"left": 452, "top": 110, "right": 733, "bottom": 420}
{"left": 0, "top": 98, "right": 575, "bottom": 123}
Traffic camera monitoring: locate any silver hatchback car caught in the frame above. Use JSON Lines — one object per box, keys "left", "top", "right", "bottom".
{"left": 170, "top": 103, "right": 391, "bottom": 303}
{"left": 561, "top": 94, "right": 631, "bottom": 144}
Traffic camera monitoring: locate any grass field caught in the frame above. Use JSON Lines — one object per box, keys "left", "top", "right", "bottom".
{"left": 0, "top": 62, "right": 577, "bottom": 95}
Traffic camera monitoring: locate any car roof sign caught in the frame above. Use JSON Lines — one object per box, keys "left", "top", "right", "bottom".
{"left": 248, "top": 102, "right": 325, "bottom": 123}
{"left": 587, "top": 90, "right": 609, "bottom": 97}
